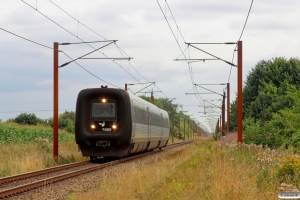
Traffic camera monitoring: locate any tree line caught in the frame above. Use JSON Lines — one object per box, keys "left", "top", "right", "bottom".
{"left": 6, "top": 111, "right": 75, "bottom": 133}
{"left": 230, "top": 57, "right": 300, "bottom": 152}
{"left": 4, "top": 96, "right": 204, "bottom": 137}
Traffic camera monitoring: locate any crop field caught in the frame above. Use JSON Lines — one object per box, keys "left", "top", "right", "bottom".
{"left": 0, "top": 122, "right": 73, "bottom": 143}
{"left": 0, "top": 122, "right": 86, "bottom": 177}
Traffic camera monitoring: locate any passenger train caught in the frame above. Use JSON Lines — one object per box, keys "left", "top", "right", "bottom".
{"left": 75, "top": 86, "right": 170, "bottom": 160}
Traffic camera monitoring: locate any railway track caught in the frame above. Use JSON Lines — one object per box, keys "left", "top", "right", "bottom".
{"left": 0, "top": 140, "right": 192, "bottom": 199}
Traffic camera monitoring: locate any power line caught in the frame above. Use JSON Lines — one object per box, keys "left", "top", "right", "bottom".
{"left": 61, "top": 51, "right": 120, "bottom": 88}
{"left": 165, "top": 0, "right": 205, "bottom": 107}
{"left": 50, "top": 0, "right": 156, "bottom": 95}
{"left": 49, "top": 0, "right": 168, "bottom": 100}
{"left": 156, "top": 0, "right": 205, "bottom": 107}
{"left": 156, "top": 0, "right": 209, "bottom": 131}
{"left": 0, "top": 109, "right": 74, "bottom": 114}
{"left": 238, "top": 0, "right": 254, "bottom": 41}
{"left": 51, "top": 2, "right": 141, "bottom": 82}
{"left": 0, "top": 26, "right": 118, "bottom": 88}
{"left": 48, "top": 0, "right": 107, "bottom": 40}
{"left": 165, "top": 1, "right": 186, "bottom": 46}
{"left": 22, "top": 0, "right": 163, "bottom": 99}
{"left": 21, "top": 0, "right": 78, "bottom": 39}
{"left": 0, "top": 101, "right": 74, "bottom": 106}
{"left": 49, "top": 0, "right": 154, "bottom": 92}
{"left": 21, "top": 1, "right": 144, "bottom": 88}
{"left": 156, "top": 0, "right": 186, "bottom": 56}
{"left": 0, "top": 28, "right": 53, "bottom": 50}
{"left": 228, "top": 0, "right": 254, "bottom": 82}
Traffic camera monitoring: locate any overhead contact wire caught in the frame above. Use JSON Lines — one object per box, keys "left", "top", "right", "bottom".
{"left": 21, "top": 0, "right": 143, "bottom": 87}
{"left": 61, "top": 51, "right": 120, "bottom": 88}
{"left": 0, "top": 28, "right": 53, "bottom": 50}
{"left": 47, "top": 0, "right": 160, "bottom": 97}
{"left": 228, "top": 0, "right": 254, "bottom": 82}
{"left": 156, "top": 0, "right": 204, "bottom": 106}
{"left": 49, "top": 0, "right": 156, "bottom": 94}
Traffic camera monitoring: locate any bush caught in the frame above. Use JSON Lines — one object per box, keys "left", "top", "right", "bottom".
{"left": 59, "top": 118, "right": 74, "bottom": 133}
{"left": 213, "top": 132, "right": 221, "bottom": 141}
{"left": 6, "top": 118, "right": 15, "bottom": 123}
{"left": 14, "top": 113, "right": 38, "bottom": 125}
{"left": 243, "top": 117, "right": 283, "bottom": 148}
{"left": 47, "top": 111, "right": 75, "bottom": 133}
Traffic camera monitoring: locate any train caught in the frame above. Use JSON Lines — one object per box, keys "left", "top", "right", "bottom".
{"left": 75, "top": 86, "right": 170, "bottom": 160}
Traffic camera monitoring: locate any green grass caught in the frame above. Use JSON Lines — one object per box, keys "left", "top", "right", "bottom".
{"left": 72, "top": 138, "right": 286, "bottom": 199}
{"left": 0, "top": 122, "right": 85, "bottom": 177}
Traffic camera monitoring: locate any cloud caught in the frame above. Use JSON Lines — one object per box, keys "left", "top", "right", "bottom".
{"left": 0, "top": 0, "right": 300, "bottom": 132}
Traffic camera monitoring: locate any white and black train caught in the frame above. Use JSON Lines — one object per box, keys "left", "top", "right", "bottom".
{"left": 75, "top": 87, "right": 170, "bottom": 160}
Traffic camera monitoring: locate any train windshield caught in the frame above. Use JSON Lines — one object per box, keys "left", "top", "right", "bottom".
{"left": 92, "top": 103, "right": 115, "bottom": 118}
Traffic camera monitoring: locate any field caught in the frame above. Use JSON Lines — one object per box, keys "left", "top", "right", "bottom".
{"left": 1, "top": 123, "right": 299, "bottom": 199}
{"left": 0, "top": 122, "right": 181, "bottom": 177}
{"left": 0, "top": 122, "right": 87, "bottom": 177}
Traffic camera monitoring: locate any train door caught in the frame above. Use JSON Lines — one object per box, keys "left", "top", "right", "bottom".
{"left": 159, "top": 113, "right": 163, "bottom": 141}
{"left": 146, "top": 107, "right": 150, "bottom": 147}
{"left": 131, "top": 101, "right": 136, "bottom": 137}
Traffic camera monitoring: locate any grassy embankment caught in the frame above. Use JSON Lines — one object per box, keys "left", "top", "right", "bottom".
{"left": 0, "top": 122, "right": 87, "bottom": 177}
{"left": 70, "top": 137, "right": 300, "bottom": 200}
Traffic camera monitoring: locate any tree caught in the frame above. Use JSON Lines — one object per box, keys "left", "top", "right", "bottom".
{"left": 48, "top": 111, "right": 75, "bottom": 133}
{"left": 14, "top": 113, "right": 39, "bottom": 125}
{"left": 231, "top": 57, "right": 300, "bottom": 130}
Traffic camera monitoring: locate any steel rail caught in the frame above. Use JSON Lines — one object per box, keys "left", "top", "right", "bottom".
{"left": 0, "top": 161, "right": 90, "bottom": 185}
{"left": 0, "top": 140, "right": 192, "bottom": 199}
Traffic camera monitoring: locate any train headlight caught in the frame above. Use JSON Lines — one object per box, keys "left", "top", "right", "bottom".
{"left": 102, "top": 98, "right": 107, "bottom": 103}
{"left": 91, "top": 124, "right": 96, "bottom": 129}
{"left": 112, "top": 124, "right": 117, "bottom": 130}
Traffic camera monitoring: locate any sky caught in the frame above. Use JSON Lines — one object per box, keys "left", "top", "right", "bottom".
{"left": 0, "top": 0, "right": 300, "bottom": 132}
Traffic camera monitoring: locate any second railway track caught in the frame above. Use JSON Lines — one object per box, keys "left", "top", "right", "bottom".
{"left": 0, "top": 140, "right": 192, "bottom": 199}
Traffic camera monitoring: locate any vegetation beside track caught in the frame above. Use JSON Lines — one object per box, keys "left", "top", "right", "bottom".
{"left": 230, "top": 57, "right": 300, "bottom": 152}
{"left": 69, "top": 137, "right": 299, "bottom": 200}
{"left": 0, "top": 122, "right": 87, "bottom": 177}
{"left": 1, "top": 124, "right": 300, "bottom": 199}
{"left": 0, "top": 122, "right": 73, "bottom": 143}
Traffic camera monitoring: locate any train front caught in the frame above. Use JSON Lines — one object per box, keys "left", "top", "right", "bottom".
{"left": 75, "top": 87, "right": 132, "bottom": 158}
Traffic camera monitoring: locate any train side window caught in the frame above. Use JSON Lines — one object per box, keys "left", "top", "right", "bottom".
{"left": 137, "top": 108, "right": 140, "bottom": 123}
{"left": 136, "top": 108, "right": 138, "bottom": 123}
{"left": 140, "top": 109, "right": 143, "bottom": 124}
{"left": 164, "top": 118, "right": 169, "bottom": 128}
{"left": 138, "top": 109, "right": 141, "bottom": 124}
{"left": 145, "top": 110, "right": 148, "bottom": 125}
{"left": 140, "top": 109, "right": 142, "bottom": 124}
{"left": 151, "top": 113, "right": 154, "bottom": 126}
{"left": 134, "top": 107, "right": 137, "bottom": 122}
